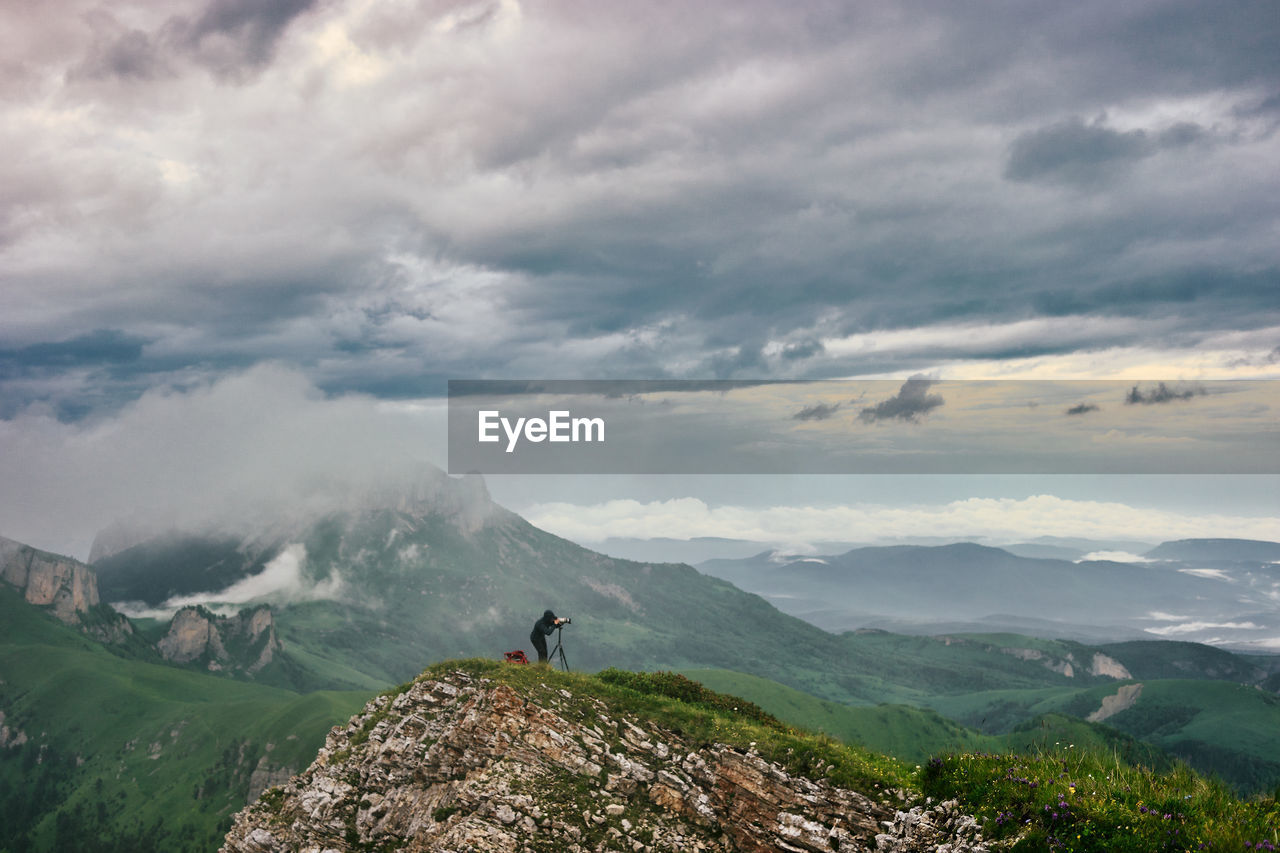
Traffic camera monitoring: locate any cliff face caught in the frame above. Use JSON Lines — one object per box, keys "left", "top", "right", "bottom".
{"left": 221, "top": 667, "right": 988, "bottom": 853}
{"left": 158, "top": 604, "right": 281, "bottom": 673}
{"left": 0, "top": 535, "right": 100, "bottom": 624}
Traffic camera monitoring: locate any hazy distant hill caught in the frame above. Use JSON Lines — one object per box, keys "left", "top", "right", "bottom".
{"left": 698, "top": 540, "right": 1280, "bottom": 647}
{"left": 1145, "top": 538, "right": 1280, "bottom": 562}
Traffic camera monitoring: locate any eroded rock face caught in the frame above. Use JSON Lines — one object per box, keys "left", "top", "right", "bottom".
{"left": 221, "top": 670, "right": 989, "bottom": 853}
{"left": 159, "top": 608, "right": 228, "bottom": 663}
{"left": 158, "top": 605, "right": 282, "bottom": 672}
{"left": 0, "top": 535, "right": 100, "bottom": 624}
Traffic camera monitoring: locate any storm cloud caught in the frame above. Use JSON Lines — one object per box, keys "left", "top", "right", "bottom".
{"left": 858, "top": 378, "right": 944, "bottom": 424}
{"left": 1, "top": 0, "right": 1278, "bottom": 425}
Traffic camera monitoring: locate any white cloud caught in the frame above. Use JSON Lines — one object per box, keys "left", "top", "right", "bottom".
{"left": 1144, "top": 611, "right": 1188, "bottom": 621}
{"left": 523, "top": 494, "right": 1278, "bottom": 548}
{"left": 1078, "top": 551, "right": 1154, "bottom": 563}
{"left": 113, "top": 544, "right": 344, "bottom": 619}
{"left": 1145, "top": 621, "right": 1262, "bottom": 637}
{"left": 815, "top": 320, "right": 1280, "bottom": 380}
{"left": 1177, "top": 568, "right": 1234, "bottom": 582}
{"left": 0, "top": 365, "right": 446, "bottom": 558}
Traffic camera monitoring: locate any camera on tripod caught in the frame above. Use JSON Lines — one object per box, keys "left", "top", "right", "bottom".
{"left": 549, "top": 617, "right": 572, "bottom": 671}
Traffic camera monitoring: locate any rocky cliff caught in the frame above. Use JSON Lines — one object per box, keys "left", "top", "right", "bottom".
{"left": 0, "top": 534, "right": 99, "bottom": 623}
{"left": 0, "top": 534, "right": 134, "bottom": 643}
{"left": 158, "top": 604, "right": 282, "bottom": 674}
{"left": 221, "top": 664, "right": 989, "bottom": 853}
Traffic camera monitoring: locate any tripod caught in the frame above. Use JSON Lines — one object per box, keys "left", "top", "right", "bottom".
{"left": 549, "top": 625, "right": 569, "bottom": 672}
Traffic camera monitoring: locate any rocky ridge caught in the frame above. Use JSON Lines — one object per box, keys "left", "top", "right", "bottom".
{"left": 0, "top": 534, "right": 99, "bottom": 622}
{"left": 0, "top": 534, "right": 133, "bottom": 642}
{"left": 158, "top": 604, "right": 282, "bottom": 673}
{"left": 222, "top": 667, "right": 991, "bottom": 853}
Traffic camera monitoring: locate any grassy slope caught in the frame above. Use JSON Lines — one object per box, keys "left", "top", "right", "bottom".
{"left": 681, "top": 667, "right": 1004, "bottom": 761}
{"left": 0, "top": 586, "right": 367, "bottom": 853}
{"left": 680, "top": 669, "right": 1174, "bottom": 773}
{"left": 1043, "top": 679, "right": 1280, "bottom": 793}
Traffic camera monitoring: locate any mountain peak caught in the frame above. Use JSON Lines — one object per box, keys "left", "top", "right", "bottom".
{"left": 221, "top": 662, "right": 988, "bottom": 853}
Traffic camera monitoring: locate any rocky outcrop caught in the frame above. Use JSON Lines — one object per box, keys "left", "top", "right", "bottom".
{"left": 999, "top": 646, "right": 1074, "bottom": 678}
{"left": 1088, "top": 653, "right": 1132, "bottom": 680}
{"left": 249, "top": 750, "right": 297, "bottom": 804}
{"left": 158, "top": 605, "right": 281, "bottom": 673}
{"left": 222, "top": 668, "right": 988, "bottom": 853}
{"left": 875, "top": 800, "right": 987, "bottom": 852}
{"left": 159, "top": 607, "right": 231, "bottom": 663}
{"left": 998, "top": 647, "right": 1133, "bottom": 682}
{"left": 1087, "top": 683, "right": 1144, "bottom": 723}
{"left": 0, "top": 535, "right": 100, "bottom": 624}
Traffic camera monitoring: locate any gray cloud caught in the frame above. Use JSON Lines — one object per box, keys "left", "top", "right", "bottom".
{"left": 1005, "top": 115, "right": 1209, "bottom": 186}
{"left": 858, "top": 378, "right": 944, "bottom": 424}
{"left": 1066, "top": 403, "right": 1100, "bottom": 416}
{"left": 177, "top": 0, "right": 318, "bottom": 78}
{"left": 781, "top": 340, "right": 825, "bottom": 361}
{"left": 1006, "top": 117, "right": 1152, "bottom": 185}
{"left": 1125, "top": 382, "right": 1208, "bottom": 405}
{"left": 793, "top": 402, "right": 840, "bottom": 422}
{"left": 0, "top": 329, "right": 148, "bottom": 369}
{"left": 72, "top": 26, "right": 168, "bottom": 81}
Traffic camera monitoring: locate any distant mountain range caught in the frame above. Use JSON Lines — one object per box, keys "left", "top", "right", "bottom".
{"left": 596, "top": 534, "right": 1165, "bottom": 567}
{"left": 698, "top": 539, "right": 1280, "bottom": 648}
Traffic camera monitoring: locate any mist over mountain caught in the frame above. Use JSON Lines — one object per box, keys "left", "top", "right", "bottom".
{"left": 93, "top": 467, "right": 500, "bottom": 614}
{"left": 698, "top": 539, "right": 1280, "bottom": 649}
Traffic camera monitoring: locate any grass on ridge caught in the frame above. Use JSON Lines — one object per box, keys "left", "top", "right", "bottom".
{"left": 922, "top": 746, "right": 1280, "bottom": 852}
{"left": 416, "top": 658, "right": 912, "bottom": 798}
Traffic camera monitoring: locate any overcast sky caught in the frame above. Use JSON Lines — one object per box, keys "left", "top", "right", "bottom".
{"left": 1, "top": 0, "right": 1277, "bottom": 557}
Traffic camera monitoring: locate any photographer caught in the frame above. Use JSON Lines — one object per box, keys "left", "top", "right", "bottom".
{"left": 530, "top": 609, "right": 569, "bottom": 664}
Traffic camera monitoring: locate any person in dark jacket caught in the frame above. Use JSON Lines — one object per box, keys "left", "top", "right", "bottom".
{"left": 530, "top": 609, "right": 568, "bottom": 664}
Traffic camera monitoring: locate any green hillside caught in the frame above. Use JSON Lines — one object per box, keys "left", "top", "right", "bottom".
{"left": 0, "top": 586, "right": 366, "bottom": 853}
{"left": 1048, "top": 679, "right": 1280, "bottom": 794}
{"left": 680, "top": 667, "right": 1003, "bottom": 761}
{"left": 680, "top": 669, "right": 1174, "bottom": 772}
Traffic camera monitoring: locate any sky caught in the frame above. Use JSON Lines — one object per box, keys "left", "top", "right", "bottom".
{"left": 0, "top": 0, "right": 1277, "bottom": 558}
